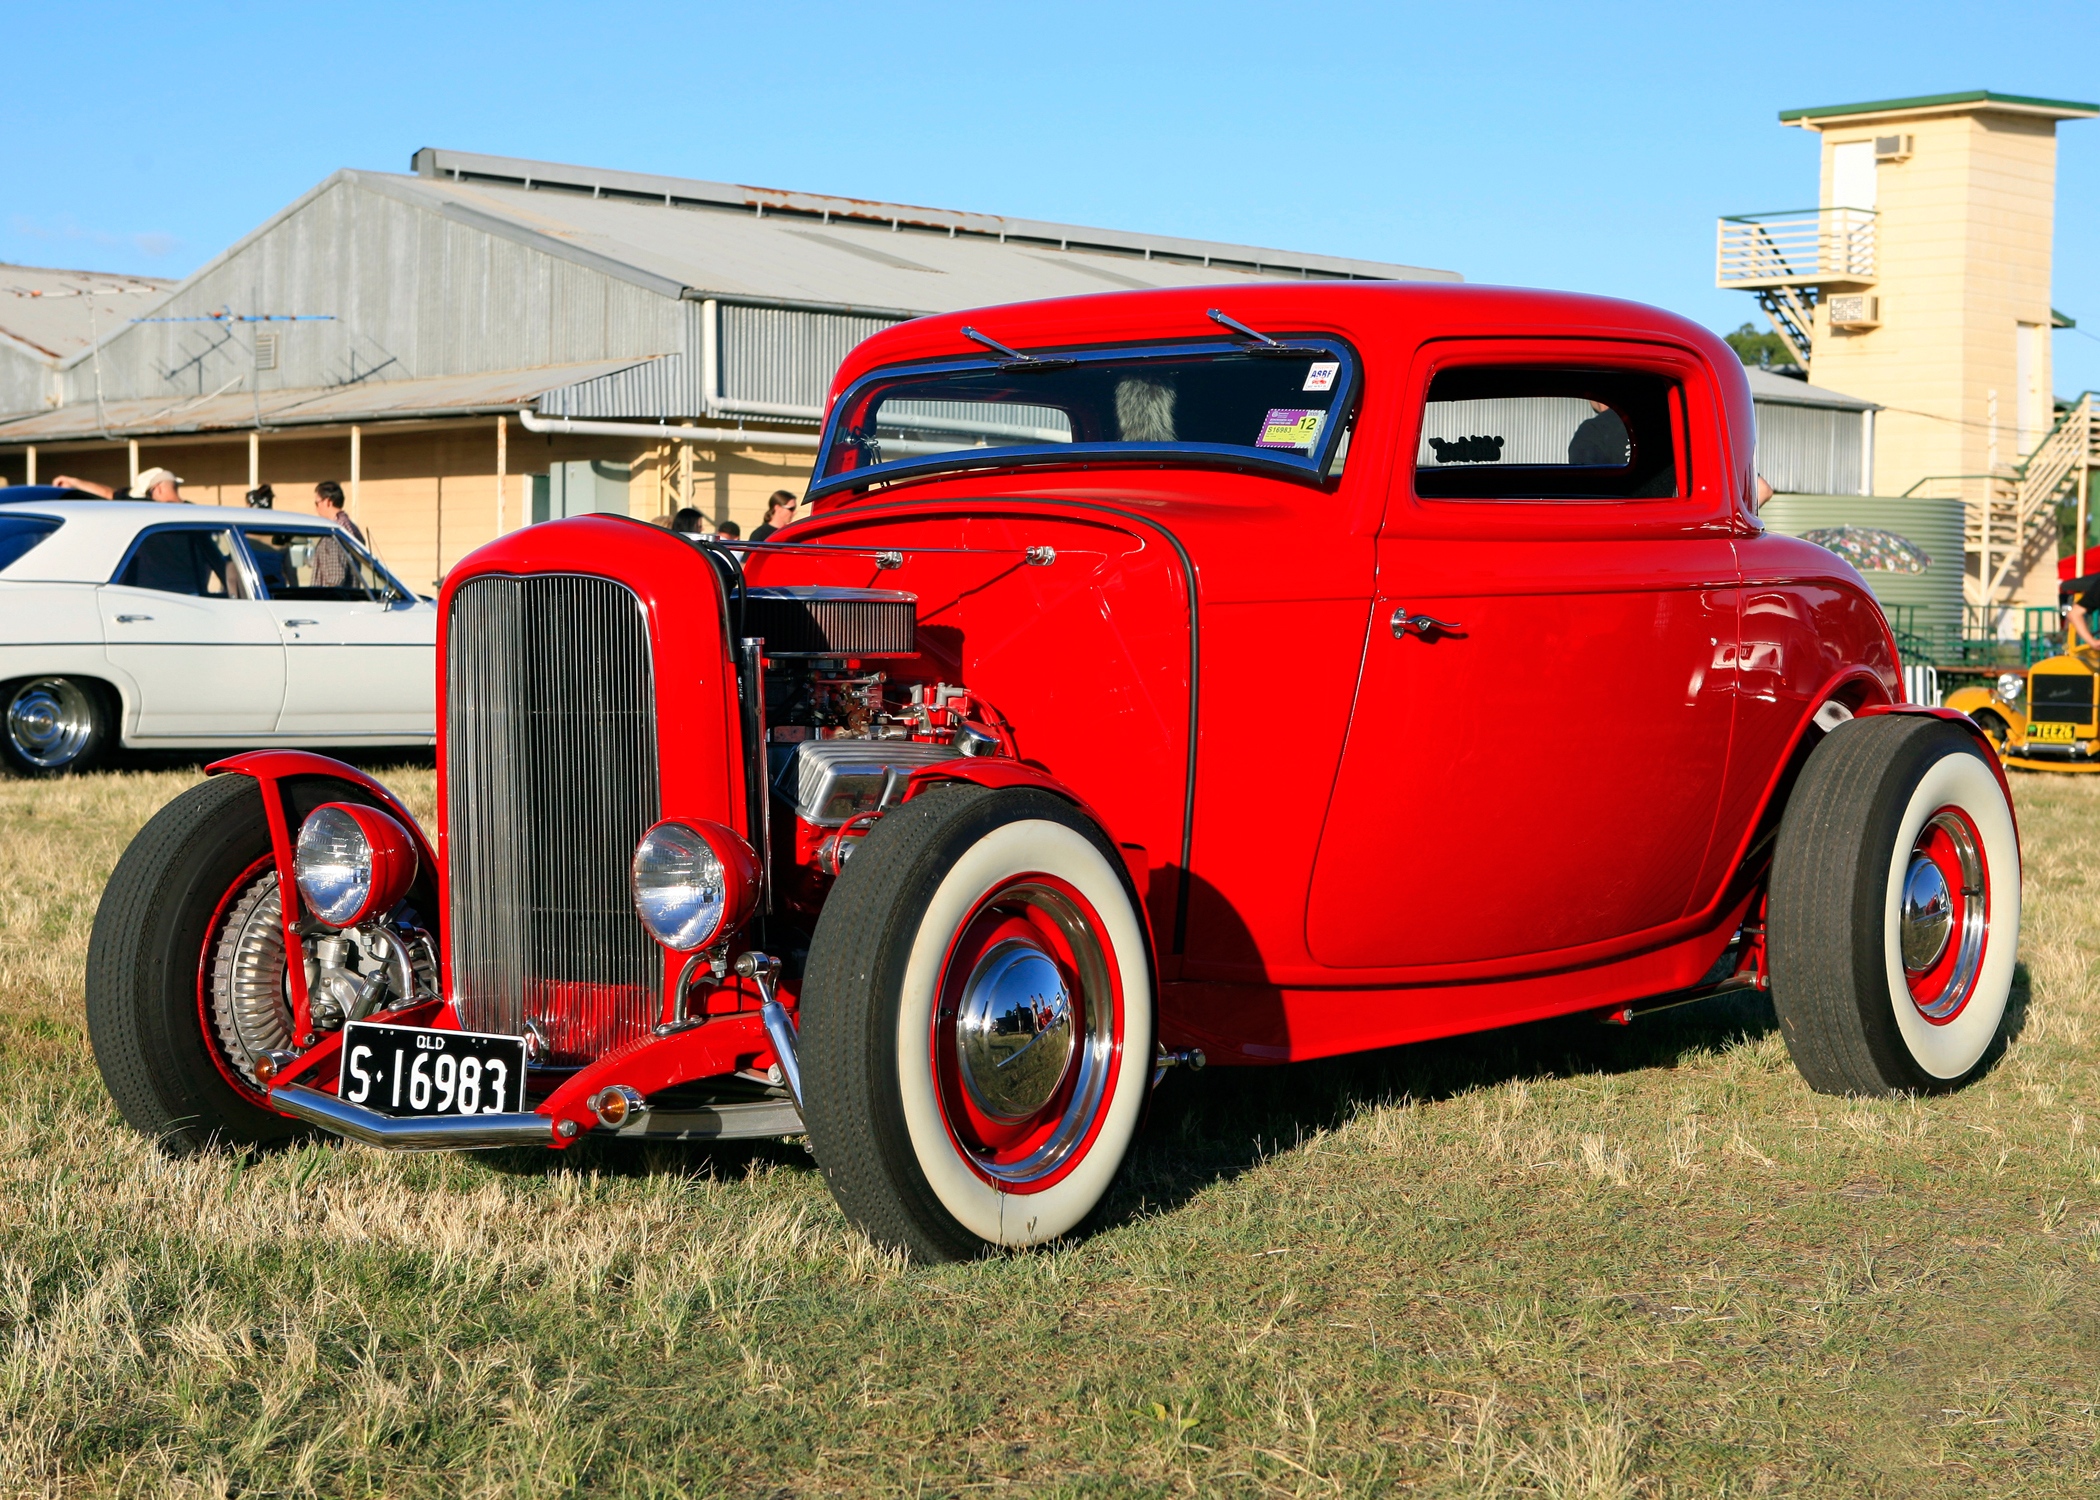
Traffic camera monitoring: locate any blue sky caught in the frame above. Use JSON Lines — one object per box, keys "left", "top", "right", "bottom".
{"left": 9, "top": 0, "right": 2100, "bottom": 394}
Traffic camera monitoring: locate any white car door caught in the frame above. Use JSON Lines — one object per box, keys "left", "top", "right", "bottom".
{"left": 241, "top": 526, "right": 436, "bottom": 736}
{"left": 98, "top": 524, "right": 286, "bottom": 736}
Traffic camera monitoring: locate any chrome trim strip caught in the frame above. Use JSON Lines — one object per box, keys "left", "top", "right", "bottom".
{"left": 612, "top": 1099, "right": 803, "bottom": 1140}
{"left": 270, "top": 1082, "right": 551, "bottom": 1150}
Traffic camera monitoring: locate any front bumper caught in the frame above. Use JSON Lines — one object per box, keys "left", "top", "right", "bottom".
{"left": 269, "top": 1082, "right": 806, "bottom": 1151}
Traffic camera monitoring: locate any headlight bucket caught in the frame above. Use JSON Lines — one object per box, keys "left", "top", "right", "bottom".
{"left": 630, "top": 818, "right": 759, "bottom": 952}
{"left": 293, "top": 803, "right": 418, "bottom": 928}
{"left": 1995, "top": 673, "right": 2024, "bottom": 703}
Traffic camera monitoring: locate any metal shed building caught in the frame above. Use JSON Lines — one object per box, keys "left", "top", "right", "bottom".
{"left": 0, "top": 149, "right": 1458, "bottom": 588}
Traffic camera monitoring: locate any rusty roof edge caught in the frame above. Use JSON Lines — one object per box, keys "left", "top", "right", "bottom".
{"left": 409, "top": 147, "right": 1461, "bottom": 283}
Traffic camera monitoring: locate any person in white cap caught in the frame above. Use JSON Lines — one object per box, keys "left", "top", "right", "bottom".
{"left": 50, "top": 466, "right": 188, "bottom": 503}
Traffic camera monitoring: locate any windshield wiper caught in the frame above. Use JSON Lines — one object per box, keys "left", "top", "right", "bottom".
{"left": 1207, "top": 308, "right": 1326, "bottom": 358}
{"left": 960, "top": 325, "right": 1078, "bottom": 372}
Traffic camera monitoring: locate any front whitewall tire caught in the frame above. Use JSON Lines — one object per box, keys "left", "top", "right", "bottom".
{"left": 893, "top": 820, "right": 1153, "bottom": 1247}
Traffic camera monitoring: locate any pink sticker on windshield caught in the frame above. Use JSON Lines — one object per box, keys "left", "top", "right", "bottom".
{"left": 1257, "top": 409, "right": 1326, "bottom": 450}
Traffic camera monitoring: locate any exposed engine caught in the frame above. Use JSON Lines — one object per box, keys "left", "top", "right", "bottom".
{"left": 749, "top": 585, "right": 1010, "bottom": 912}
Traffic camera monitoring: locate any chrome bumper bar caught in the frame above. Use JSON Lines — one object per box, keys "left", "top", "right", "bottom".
{"left": 270, "top": 1083, "right": 553, "bottom": 1150}
{"left": 271, "top": 1083, "right": 808, "bottom": 1150}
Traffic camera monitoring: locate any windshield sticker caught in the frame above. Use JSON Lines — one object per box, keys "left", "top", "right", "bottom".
{"left": 1303, "top": 361, "right": 1340, "bottom": 392}
{"left": 1257, "top": 409, "right": 1326, "bottom": 450}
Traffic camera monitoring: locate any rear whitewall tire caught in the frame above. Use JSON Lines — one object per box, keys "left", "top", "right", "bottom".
{"left": 1881, "top": 750, "right": 2019, "bottom": 1080}
{"left": 1769, "top": 716, "right": 2021, "bottom": 1095}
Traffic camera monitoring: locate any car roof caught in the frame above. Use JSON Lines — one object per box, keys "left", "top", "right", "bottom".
{"left": 0, "top": 501, "right": 341, "bottom": 583}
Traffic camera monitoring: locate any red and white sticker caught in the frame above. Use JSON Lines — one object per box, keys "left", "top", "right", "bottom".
{"left": 1303, "top": 361, "right": 1340, "bottom": 392}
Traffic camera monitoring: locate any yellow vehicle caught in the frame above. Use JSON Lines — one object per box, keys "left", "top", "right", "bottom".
{"left": 1946, "top": 645, "right": 2100, "bottom": 772}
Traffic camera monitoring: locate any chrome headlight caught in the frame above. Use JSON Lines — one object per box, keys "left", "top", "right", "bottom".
{"left": 294, "top": 803, "right": 417, "bottom": 928}
{"left": 630, "top": 819, "right": 758, "bottom": 951}
{"left": 1996, "top": 673, "right": 2023, "bottom": 703}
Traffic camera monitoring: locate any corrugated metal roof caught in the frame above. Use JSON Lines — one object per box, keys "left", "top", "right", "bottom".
{"left": 1745, "top": 366, "right": 1879, "bottom": 411}
{"left": 0, "top": 264, "right": 173, "bottom": 362}
{"left": 0, "top": 356, "right": 661, "bottom": 441}
{"left": 403, "top": 148, "right": 1462, "bottom": 304}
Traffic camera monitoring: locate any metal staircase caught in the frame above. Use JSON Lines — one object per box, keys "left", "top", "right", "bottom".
{"left": 1905, "top": 393, "right": 2098, "bottom": 617}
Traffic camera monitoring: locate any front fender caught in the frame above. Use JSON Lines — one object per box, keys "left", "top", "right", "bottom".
{"left": 1856, "top": 702, "right": 2020, "bottom": 846}
{"left": 202, "top": 749, "right": 438, "bottom": 1059}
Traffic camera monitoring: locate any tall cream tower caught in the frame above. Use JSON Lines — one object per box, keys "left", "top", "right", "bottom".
{"left": 1719, "top": 89, "right": 2097, "bottom": 619}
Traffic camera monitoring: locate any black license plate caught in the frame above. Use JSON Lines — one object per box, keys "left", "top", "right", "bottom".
{"left": 338, "top": 1022, "right": 528, "bottom": 1118}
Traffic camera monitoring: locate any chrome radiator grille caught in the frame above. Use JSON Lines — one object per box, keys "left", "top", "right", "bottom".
{"left": 446, "top": 575, "right": 662, "bottom": 1065}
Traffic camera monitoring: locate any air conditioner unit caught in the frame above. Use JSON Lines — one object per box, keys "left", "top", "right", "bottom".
{"left": 1828, "top": 294, "right": 1881, "bottom": 330}
{"left": 1874, "top": 134, "right": 1913, "bottom": 162}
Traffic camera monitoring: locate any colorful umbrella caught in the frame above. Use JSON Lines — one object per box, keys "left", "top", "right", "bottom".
{"left": 1799, "top": 525, "right": 1931, "bottom": 575}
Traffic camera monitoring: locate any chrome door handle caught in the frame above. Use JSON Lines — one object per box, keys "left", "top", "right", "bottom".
{"left": 115, "top": 613, "right": 152, "bottom": 623}
{"left": 284, "top": 618, "right": 318, "bottom": 626}
{"left": 1390, "top": 608, "right": 1464, "bottom": 639}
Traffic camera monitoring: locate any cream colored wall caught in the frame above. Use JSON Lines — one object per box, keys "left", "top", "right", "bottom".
{"left": 1803, "top": 108, "right": 2063, "bottom": 608}
{"left": 626, "top": 438, "right": 813, "bottom": 533}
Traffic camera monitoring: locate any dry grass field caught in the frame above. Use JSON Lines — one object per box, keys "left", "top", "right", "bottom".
{"left": 2, "top": 763, "right": 2097, "bottom": 1498}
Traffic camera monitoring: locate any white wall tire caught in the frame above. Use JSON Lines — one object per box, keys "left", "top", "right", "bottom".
{"left": 800, "top": 786, "right": 1154, "bottom": 1261}
{"left": 1769, "top": 715, "right": 2021, "bottom": 1094}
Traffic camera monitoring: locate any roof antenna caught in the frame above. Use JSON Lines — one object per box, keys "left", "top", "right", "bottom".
{"left": 1207, "top": 308, "right": 1324, "bottom": 358}
{"left": 959, "top": 326, "right": 1076, "bottom": 372}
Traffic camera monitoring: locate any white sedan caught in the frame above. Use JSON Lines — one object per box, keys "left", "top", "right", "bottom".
{"left": 0, "top": 500, "right": 436, "bottom": 774}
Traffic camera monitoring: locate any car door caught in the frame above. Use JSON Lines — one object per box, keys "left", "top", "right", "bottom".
{"left": 1304, "top": 341, "right": 1742, "bottom": 970}
{"left": 241, "top": 526, "right": 436, "bottom": 736}
{"left": 98, "top": 523, "right": 287, "bottom": 736}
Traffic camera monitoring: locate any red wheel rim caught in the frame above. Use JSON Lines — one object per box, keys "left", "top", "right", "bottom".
{"left": 194, "top": 853, "right": 291, "bottom": 1104}
{"left": 930, "top": 874, "right": 1124, "bottom": 1195}
{"left": 1899, "top": 805, "right": 1989, "bottom": 1025}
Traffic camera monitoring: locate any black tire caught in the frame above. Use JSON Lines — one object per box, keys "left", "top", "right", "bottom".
{"left": 799, "top": 786, "right": 1156, "bottom": 1261}
{"left": 3, "top": 675, "right": 110, "bottom": 776}
{"left": 87, "top": 771, "right": 430, "bottom": 1152}
{"left": 1768, "top": 715, "right": 2020, "bottom": 1096}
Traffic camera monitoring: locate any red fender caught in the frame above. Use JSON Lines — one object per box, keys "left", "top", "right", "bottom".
{"left": 1856, "top": 703, "right": 2021, "bottom": 849}
{"left": 899, "top": 757, "right": 1160, "bottom": 976}
{"left": 204, "top": 750, "right": 439, "bottom": 1045}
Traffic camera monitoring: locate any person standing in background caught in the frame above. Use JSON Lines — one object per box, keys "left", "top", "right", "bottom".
{"left": 716, "top": 520, "right": 742, "bottom": 542}
{"left": 246, "top": 484, "right": 275, "bottom": 509}
{"left": 671, "top": 507, "right": 704, "bottom": 535}
{"left": 311, "top": 481, "right": 365, "bottom": 588}
{"left": 750, "top": 490, "right": 799, "bottom": 542}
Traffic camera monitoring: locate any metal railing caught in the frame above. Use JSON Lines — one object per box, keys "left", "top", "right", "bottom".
{"left": 1901, "top": 393, "right": 2098, "bottom": 618}
{"left": 1716, "top": 208, "right": 1877, "bottom": 289}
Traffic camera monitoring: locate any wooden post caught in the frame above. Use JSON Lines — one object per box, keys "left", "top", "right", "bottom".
{"left": 248, "top": 430, "right": 259, "bottom": 492}
{"left": 127, "top": 438, "right": 139, "bottom": 485}
{"left": 679, "top": 437, "right": 693, "bottom": 511}
{"left": 23, "top": 446, "right": 33, "bottom": 485}
{"left": 496, "top": 414, "right": 508, "bottom": 536}
{"left": 350, "top": 424, "right": 362, "bottom": 518}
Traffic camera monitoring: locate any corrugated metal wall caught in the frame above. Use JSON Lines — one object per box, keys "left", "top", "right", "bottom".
{"left": 719, "top": 304, "right": 899, "bottom": 409}
{"left": 1418, "top": 397, "right": 1596, "bottom": 465}
{"left": 1759, "top": 493, "right": 1965, "bottom": 636}
{"left": 1753, "top": 402, "right": 1864, "bottom": 496}
{"left": 51, "top": 181, "right": 686, "bottom": 410}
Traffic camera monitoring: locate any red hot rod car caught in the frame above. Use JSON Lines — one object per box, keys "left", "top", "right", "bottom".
{"left": 88, "top": 284, "right": 2021, "bottom": 1260}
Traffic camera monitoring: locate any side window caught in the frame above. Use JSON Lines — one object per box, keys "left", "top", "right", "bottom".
{"left": 115, "top": 529, "right": 249, "bottom": 598}
{"left": 0, "top": 515, "right": 60, "bottom": 574}
{"left": 242, "top": 529, "right": 401, "bottom": 602}
{"left": 1414, "top": 366, "right": 1684, "bottom": 501}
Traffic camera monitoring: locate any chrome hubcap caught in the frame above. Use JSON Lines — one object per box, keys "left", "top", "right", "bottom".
{"left": 209, "top": 869, "right": 294, "bottom": 1087}
{"left": 1899, "top": 855, "right": 1953, "bottom": 972}
{"left": 1903, "top": 810, "right": 1988, "bottom": 1021}
{"left": 6, "top": 677, "right": 94, "bottom": 768}
{"left": 955, "top": 938, "right": 1076, "bottom": 1121}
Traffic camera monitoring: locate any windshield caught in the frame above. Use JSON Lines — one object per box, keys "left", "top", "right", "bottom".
{"left": 811, "top": 338, "right": 1357, "bottom": 498}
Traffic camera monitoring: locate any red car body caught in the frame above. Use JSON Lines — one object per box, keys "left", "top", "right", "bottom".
{"left": 248, "top": 282, "right": 1920, "bottom": 1115}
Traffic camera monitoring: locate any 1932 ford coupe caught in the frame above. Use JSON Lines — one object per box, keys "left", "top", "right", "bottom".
{"left": 88, "top": 285, "right": 2022, "bottom": 1261}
